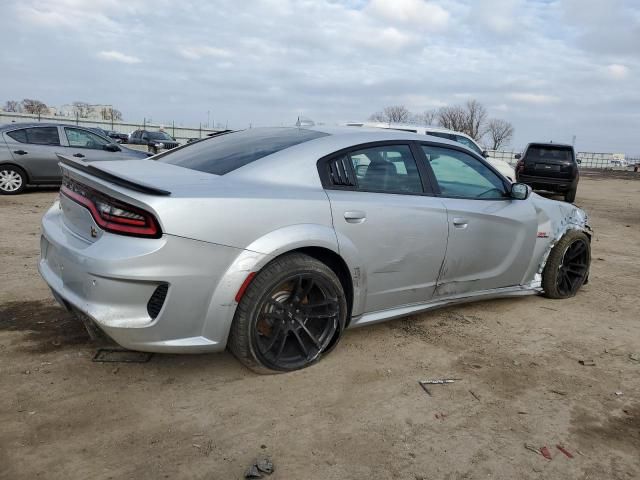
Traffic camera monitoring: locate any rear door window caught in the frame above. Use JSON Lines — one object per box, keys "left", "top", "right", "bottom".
{"left": 525, "top": 146, "right": 574, "bottom": 162}
{"left": 7, "top": 127, "right": 60, "bottom": 145}
{"left": 157, "top": 128, "right": 328, "bottom": 175}
{"left": 348, "top": 145, "right": 423, "bottom": 194}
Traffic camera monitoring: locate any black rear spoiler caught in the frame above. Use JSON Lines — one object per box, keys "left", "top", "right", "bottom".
{"left": 57, "top": 154, "right": 171, "bottom": 196}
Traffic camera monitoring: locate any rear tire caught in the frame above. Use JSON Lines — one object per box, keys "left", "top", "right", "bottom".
{"left": 542, "top": 230, "right": 590, "bottom": 299}
{"left": 0, "top": 165, "right": 27, "bottom": 195}
{"left": 228, "top": 253, "right": 347, "bottom": 374}
{"left": 564, "top": 187, "right": 577, "bottom": 203}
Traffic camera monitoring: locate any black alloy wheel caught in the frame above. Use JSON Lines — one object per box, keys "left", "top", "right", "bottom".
{"left": 542, "top": 230, "right": 591, "bottom": 299}
{"left": 555, "top": 239, "right": 589, "bottom": 296}
{"left": 253, "top": 273, "right": 340, "bottom": 371}
{"left": 228, "top": 253, "right": 347, "bottom": 373}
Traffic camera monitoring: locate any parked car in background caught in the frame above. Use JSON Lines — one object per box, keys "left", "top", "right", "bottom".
{"left": 0, "top": 123, "right": 149, "bottom": 194}
{"left": 515, "top": 143, "right": 579, "bottom": 202}
{"left": 88, "top": 127, "right": 111, "bottom": 139}
{"left": 107, "top": 131, "right": 129, "bottom": 144}
{"left": 39, "top": 127, "right": 591, "bottom": 373}
{"left": 128, "top": 129, "right": 179, "bottom": 154}
{"left": 346, "top": 122, "right": 516, "bottom": 181}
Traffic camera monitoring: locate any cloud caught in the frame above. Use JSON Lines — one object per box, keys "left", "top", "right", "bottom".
{"left": 178, "top": 46, "right": 233, "bottom": 60}
{"left": 97, "top": 50, "right": 141, "bottom": 64}
{"left": 365, "top": 0, "right": 450, "bottom": 30}
{"left": 606, "top": 64, "right": 630, "bottom": 79}
{"left": 507, "top": 93, "right": 560, "bottom": 105}
{"left": 2, "top": 0, "right": 640, "bottom": 153}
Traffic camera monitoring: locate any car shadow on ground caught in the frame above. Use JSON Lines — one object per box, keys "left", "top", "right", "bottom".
{"left": 0, "top": 299, "right": 250, "bottom": 378}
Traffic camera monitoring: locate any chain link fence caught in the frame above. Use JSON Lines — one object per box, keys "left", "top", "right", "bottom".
{"left": 486, "top": 150, "right": 640, "bottom": 171}
{"left": 0, "top": 112, "right": 222, "bottom": 144}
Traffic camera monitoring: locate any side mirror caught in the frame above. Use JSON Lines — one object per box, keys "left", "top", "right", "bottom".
{"left": 510, "top": 182, "right": 530, "bottom": 200}
{"left": 103, "top": 143, "right": 120, "bottom": 152}
{"left": 576, "top": 159, "right": 582, "bottom": 164}
{"left": 514, "top": 153, "right": 521, "bottom": 160}
{"left": 482, "top": 150, "right": 490, "bottom": 158}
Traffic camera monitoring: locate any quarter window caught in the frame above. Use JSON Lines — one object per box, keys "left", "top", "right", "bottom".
{"left": 348, "top": 145, "right": 423, "bottom": 194}
{"left": 7, "top": 127, "right": 60, "bottom": 146}
{"left": 422, "top": 145, "right": 506, "bottom": 199}
{"left": 65, "top": 128, "right": 110, "bottom": 149}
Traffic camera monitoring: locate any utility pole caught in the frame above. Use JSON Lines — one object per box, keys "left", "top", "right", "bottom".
{"left": 207, "top": 110, "right": 210, "bottom": 128}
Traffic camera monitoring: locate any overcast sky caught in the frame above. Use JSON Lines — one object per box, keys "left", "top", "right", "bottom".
{"left": 2, "top": 0, "right": 639, "bottom": 153}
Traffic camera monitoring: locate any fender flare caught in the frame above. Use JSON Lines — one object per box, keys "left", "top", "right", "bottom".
{"left": 200, "top": 224, "right": 366, "bottom": 346}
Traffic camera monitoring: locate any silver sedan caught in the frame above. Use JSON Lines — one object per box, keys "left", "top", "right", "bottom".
{"left": 38, "top": 127, "right": 592, "bottom": 372}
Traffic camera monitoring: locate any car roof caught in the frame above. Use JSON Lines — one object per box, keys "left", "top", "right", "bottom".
{"left": 0, "top": 122, "right": 95, "bottom": 132}
{"left": 344, "top": 122, "right": 478, "bottom": 142}
{"left": 526, "top": 142, "right": 573, "bottom": 149}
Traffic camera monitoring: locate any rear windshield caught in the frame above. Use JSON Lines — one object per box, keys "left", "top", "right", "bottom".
{"left": 526, "top": 145, "right": 574, "bottom": 162}
{"left": 156, "top": 128, "right": 328, "bottom": 175}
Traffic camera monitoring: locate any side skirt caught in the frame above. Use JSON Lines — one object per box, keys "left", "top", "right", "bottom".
{"left": 348, "top": 285, "right": 539, "bottom": 328}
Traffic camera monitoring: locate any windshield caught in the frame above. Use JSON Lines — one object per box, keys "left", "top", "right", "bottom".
{"left": 147, "top": 131, "right": 174, "bottom": 141}
{"left": 156, "top": 128, "right": 328, "bottom": 175}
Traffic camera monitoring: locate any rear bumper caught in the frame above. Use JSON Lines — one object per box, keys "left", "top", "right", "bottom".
{"left": 516, "top": 174, "right": 577, "bottom": 192}
{"left": 38, "top": 202, "right": 265, "bottom": 353}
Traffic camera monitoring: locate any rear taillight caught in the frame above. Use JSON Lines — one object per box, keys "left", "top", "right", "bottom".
{"left": 61, "top": 177, "right": 161, "bottom": 238}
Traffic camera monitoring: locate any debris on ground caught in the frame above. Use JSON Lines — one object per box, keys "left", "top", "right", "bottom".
{"left": 524, "top": 443, "right": 541, "bottom": 455}
{"left": 615, "top": 391, "right": 624, "bottom": 396}
{"left": 578, "top": 359, "right": 596, "bottom": 366}
{"left": 418, "top": 378, "right": 461, "bottom": 397}
{"left": 245, "top": 457, "right": 274, "bottom": 478}
{"left": 550, "top": 389, "right": 568, "bottom": 396}
{"left": 434, "top": 413, "right": 447, "bottom": 420}
{"left": 469, "top": 390, "right": 480, "bottom": 401}
{"left": 556, "top": 445, "right": 574, "bottom": 459}
{"left": 92, "top": 348, "right": 153, "bottom": 363}
{"left": 540, "top": 446, "right": 552, "bottom": 460}
{"left": 629, "top": 353, "right": 640, "bottom": 363}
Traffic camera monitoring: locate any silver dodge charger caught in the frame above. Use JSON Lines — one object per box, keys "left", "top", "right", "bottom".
{"left": 39, "top": 127, "right": 592, "bottom": 372}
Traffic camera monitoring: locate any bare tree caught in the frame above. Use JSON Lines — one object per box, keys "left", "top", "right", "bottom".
{"left": 384, "top": 105, "right": 410, "bottom": 123}
{"left": 369, "top": 105, "right": 411, "bottom": 124}
{"left": 485, "top": 118, "right": 514, "bottom": 150}
{"left": 420, "top": 109, "right": 437, "bottom": 126}
{"left": 437, "top": 105, "right": 468, "bottom": 132}
{"left": 465, "top": 99, "right": 487, "bottom": 141}
{"left": 72, "top": 101, "right": 92, "bottom": 118}
{"left": 100, "top": 107, "right": 122, "bottom": 121}
{"left": 4, "top": 100, "right": 21, "bottom": 112}
{"left": 21, "top": 99, "right": 48, "bottom": 115}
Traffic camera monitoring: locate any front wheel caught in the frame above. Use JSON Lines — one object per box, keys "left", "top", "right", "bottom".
{"left": 0, "top": 166, "right": 27, "bottom": 195}
{"left": 564, "top": 187, "right": 577, "bottom": 203}
{"left": 542, "top": 230, "right": 591, "bottom": 299}
{"left": 228, "top": 253, "right": 347, "bottom": 373}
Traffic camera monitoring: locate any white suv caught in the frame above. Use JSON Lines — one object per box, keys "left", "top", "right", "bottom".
{"left": 346, "top": 122, "right": 516, "bottom": 181}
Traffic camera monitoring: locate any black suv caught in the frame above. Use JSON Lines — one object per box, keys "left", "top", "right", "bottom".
{"left": 128, "top": 130, "right": 179, "bottom": 154}
{"left": 515, "top": 143, "right": 579, "bottom": 202}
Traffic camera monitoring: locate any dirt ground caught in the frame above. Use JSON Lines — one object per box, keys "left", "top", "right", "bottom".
{"left": 1, "top": 176, "right": 639, "bottom": 480}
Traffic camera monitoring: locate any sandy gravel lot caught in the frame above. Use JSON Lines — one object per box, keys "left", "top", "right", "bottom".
{"left": 1, "top": 175, "right": 639, "bottom": 480}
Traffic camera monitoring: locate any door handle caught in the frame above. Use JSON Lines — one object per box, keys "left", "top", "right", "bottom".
{"left": 344, "top": 211, "right": 366, "bottom": 224}
{"left": 73, "top": 153, "right": 85, "bottom": 158}
{"left": 453, "top": 217, "right": 468, "bottom": 228}
{"left": 13, "top": 150, "right": 28, "bottom": 155}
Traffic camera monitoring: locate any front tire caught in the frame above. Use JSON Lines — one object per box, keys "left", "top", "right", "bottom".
{"left": 0, "top": 165, "right": 27, "bottom": 195}
{"left": 228, "top": 253, "right": 347, "bottom": 373}
{"left": 542, "top": 230, "right": 590, "bottom": 299}
{"left": 564, "top": 187, "right": 577, "bottom": 203}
